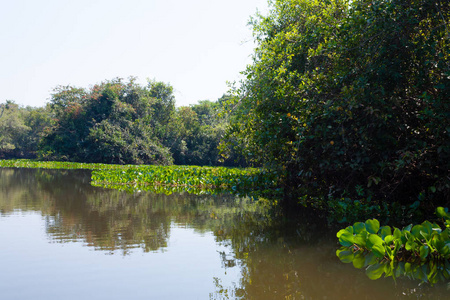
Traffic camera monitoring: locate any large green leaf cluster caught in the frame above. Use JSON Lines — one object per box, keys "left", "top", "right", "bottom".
{"left": 336, "top": 207, "right": 450, "bottom": 283}
{"left": 228, "top": 0, "right": 449, "bottom": 208}
{"left": 91, "top": 165, "right": 278, "bottom": 196}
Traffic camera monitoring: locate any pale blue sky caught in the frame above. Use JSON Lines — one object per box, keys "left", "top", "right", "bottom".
{"left": 0, "top": 0, "right": 268, "bottom": 107}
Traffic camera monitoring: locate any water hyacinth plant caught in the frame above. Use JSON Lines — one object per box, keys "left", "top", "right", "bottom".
{"left": 91, "top": 165, "right": 279, "bottom": 196}
{"left": 0, "top": 159, "right": 279, "bottom": 196}
{"left": 336, "top": 207, "right": 450, "bottom": 283}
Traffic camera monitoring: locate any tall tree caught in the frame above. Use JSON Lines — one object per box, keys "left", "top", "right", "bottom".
{"left": 227, "top": 0, "right": 449, "bottom": 209}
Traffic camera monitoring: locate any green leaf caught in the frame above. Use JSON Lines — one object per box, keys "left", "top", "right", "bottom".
{"left": 411, "top": 225, "right": 423, "bottom": 239}
{"left": 419, "top": 245, "right": 430, "bottom": 260}
{"left": 421, "top": 221, "right": 433, "bottom": 239}
{"left": 365, "top": 219, "right": 380, "bottom": 234}
{"left": 354, "top": 232, "right": 368, "bottom": 248}
{"left": 336, "top": 229, "right": 346, "bottom": 239}
{"left": 405, "top": 239, "right": 418, "bottom": 252}
{"left": 367, "top": 234, "right": 385, "bottom": 258}
{"left": 379, "top": 226, "right": 392, "bottom": 240}
{"left": 393, "top": 227, "right": 402, "bottom": 240}
{"left": 436, "top": 207, "right": 449, "bottom": 219}
{"left": 364, "top": 251, "right": 378, "bottom": 267}
{"left": 441, "top": 242, "right": 450, "bottom": 257}
{"left": 336, "top": 248, "right": 355, "bottom": 263}
{"left": 383, "top": 263, "right": 394, "bottom": 277}
{"left": 402, "top": 230, "right": 413, "bottom": 245}
{"left": 403, "top": 224, "right": 412, "bottom": 232}
{"left": 352, "top": 252, "right": 366, "bottom": 269}
{"left": 338, "top": 231, "right": 355, "bottom": 247}
{"left": 366, "top": 263, "right": 385, "bottom": 280}
{"left": 431, "top": 235, "right": 445, "bottom": 253}
{"left": 384, "top": 235, "right": 394, "bottom": 245}
{"left": 395, "top": 262, "right": 406, "bottom": 277}
{"left": 405, "top": 262, "right": 412, "bottom": 273}
{"left": 414, "top": 264, "right": 429, "bottom": 283}
{"left": 392, "top": 239, "right": 402, "bottom": 257}
{"left": 353, "top": 222, "right": 366, "bottom": 234}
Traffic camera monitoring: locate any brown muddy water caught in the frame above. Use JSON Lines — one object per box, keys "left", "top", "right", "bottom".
{"left": 0, "top": 168, "right": 448, "bottom": 299}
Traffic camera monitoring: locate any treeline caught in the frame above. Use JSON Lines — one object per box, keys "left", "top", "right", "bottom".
{"left": 226, "top": 0, "right": 449, "bottom": 214}
{"left": 0, "top": 78, "right": 244, "bottom": 167}
{"left": 2, "top": 0, "right": 449, "bottom": 216}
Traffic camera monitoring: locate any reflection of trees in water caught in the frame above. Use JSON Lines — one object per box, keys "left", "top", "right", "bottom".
{"left": 0, "top": 168, "right": 265, "bottom": 255}
{"left": 0, "top": 168, "right": 55, "bottom": 213}
{"left": 44, "top": 187, "right": 173, "bottom": 254}
{"left": 210, "top": 211, "right": 450, "bottom": 300}
{"left": 2, "top": 169, "right": 448, "bottom": 299}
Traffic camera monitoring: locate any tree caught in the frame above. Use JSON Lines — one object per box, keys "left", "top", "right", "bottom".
{"left": 168, "top": 97, "right": 247, "bottom": 166}
{"left": 18, "top": 106, "right": 52, "bottom": 157}
{"left": 0, "top": 101, "right": 31, "bottom": 157}
{"left": 227, "top": 0, "right": 449, "bottom": 210}
{"left": 0, "top": 101, "right": 52, "bottom": 158}
{"left": 40, "top": 78, "right": 175, "bottom": 165}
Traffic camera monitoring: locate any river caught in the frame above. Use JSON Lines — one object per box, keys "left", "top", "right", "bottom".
{"left": 0, "top": 168, "right": 448, "bottom": 299}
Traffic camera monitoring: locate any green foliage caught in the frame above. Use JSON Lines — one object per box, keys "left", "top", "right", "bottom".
{"left": 0, "top": 101, "right": 51, "bottom": 158}
{"left": 168, "top": 96, "right": 247, "bottom": 167}
{"left": 337, "top": 212, "right": 450, "bottom": 262}
{"left": 338, "top": 249, "right": 446, "bottom": 284}
{"left": 337, "top": 249, "right": 450, "bottom": 284}
{"left": 226, "top": 0, "right": 450, "bottom": 211}
{"left": 336, "top": 207, "right": 450, "bottom": 284}
{"left": 35, "top": 78, "right": 240, "bottom": 167}
{"left": 39, "top": 78, "right": 175, "bottom": 165}
{"left": 436, "top": 207, "right": 450, "bottom": 229}
{"left": 91, "top": 165, "right": 279, "bottom": 196}
{"left": 20, "top": 106, "right": 53, "bottom": 156}
{"left": 0, "top": 159, "right": 130, "bottom": 170}
{"left": 0, "top": 159, "right": 279, "bottom": 196}
{"left": 0, "top": 101, "right": 30, "bottom": 153}
{"left": 3, "top": 79, "right": 245, "bottom": 168}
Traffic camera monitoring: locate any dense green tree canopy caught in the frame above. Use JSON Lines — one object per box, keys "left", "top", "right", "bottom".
{"left": 227, "top": 0, "right": 449, "bottom": 209}
{"left": 0, "top": 101, "right": 30, "bottom": 153}
{"left": 1, "top": 81, "right": 239, "bottom": 167}
{"left": 169, "top": 96, "right": 246, "bottom": 166}
{"left": 40, "top": 78, "right": 174, "bottom": 165}
{"left": 0, "top": 101, "right": 51, "bottom": 158}
{"left": 2, "top": 0, "right": 448, "bottom": 218}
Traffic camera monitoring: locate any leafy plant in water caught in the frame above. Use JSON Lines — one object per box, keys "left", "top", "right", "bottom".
{"left": 91, "top": 165, "right": 279, "bottom": 197}
{"left": 336, "top": 207, "right": 450, "bottom": 283}
{"left": 0, "top": 159, "right": 280, "bottom": 197}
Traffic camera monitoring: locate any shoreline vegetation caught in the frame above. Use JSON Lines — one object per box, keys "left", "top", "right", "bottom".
{"left": 1, "top": 159, "right": 449, "bottom": 285}
{"left": 0, "top": 159, "right": 279, "bottom": 197}
{"left": 1, "top": 0, "right": 448, "bottom": 288}
{"left": 0, "top": 158, "right": 444, "bottom": 224}
{"left": 336, "top": 208, "right": 450, "bottom": 285}
{"left": 1, "top": 0, "right": 448, "bottom": 237}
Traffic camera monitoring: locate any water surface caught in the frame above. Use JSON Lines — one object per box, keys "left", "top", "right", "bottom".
{"left": 0, "top": 168, "right": 448, "bottom": 299}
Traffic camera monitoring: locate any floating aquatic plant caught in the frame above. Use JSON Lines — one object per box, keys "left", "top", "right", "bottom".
{"left": 336, "top": 207, "right": 450, "bottom": 284}
{"left": 91, "top": 165, "right": 279, "bottom": 196}
{"left": 0, "top": 159, "right": 279, "bottom": 196}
